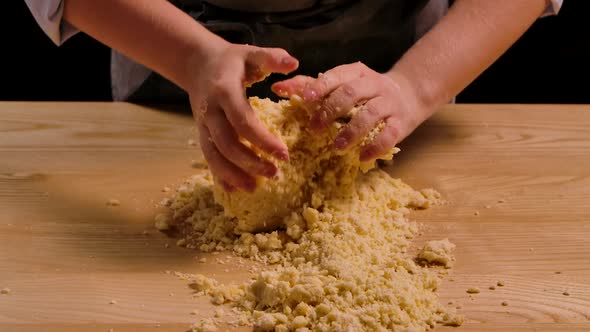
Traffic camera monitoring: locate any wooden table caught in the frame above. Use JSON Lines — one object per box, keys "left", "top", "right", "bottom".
{"left": 0, "top": 102, "right": 589, "bottom": 332}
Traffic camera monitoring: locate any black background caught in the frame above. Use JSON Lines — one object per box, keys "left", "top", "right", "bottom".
{"left": 1, "top": 0, "right": 588, "bottom": 103}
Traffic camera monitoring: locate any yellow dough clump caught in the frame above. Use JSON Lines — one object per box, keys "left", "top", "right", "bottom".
{"left": 157, "top": 97, "right": 460, "bottom": 331}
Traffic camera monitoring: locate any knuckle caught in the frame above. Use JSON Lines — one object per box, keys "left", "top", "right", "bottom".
{"left": 365, "top": 104, "right": 381, "bottom": 119}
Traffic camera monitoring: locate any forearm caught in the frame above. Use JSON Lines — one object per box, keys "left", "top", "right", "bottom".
{"left": 63, "top": 0, "right": 228, "bottom": 90}
{"left": 387, "top": 0, "right": 547, "bottom": 114}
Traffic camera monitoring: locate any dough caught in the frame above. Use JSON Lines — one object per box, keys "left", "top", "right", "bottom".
{"left": 158, "top": 97, "right": 460, "bottom": 331}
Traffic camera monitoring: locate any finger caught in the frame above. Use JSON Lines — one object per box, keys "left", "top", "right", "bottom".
{"left": 198, "top": 123, "right": 257, "bottom": 192}
{"left": 310, "top": 77, "right": 380, "bottom": 131}
{"left": 334, "top": 97, "right": 388, "bottom": 150}
{"left": 271, "top": 75, "right": 315, "bottom": 98}
{"left": 302, "top": 62, "right": 369, "bottom": 103}
{"left": 204, "top": 107, "right": 278, "bottom": 178}
{"left": 213, "top": 62, "right": 289, "bottom": 161}
{"left": 246, "top": 47, "right": 299, "bottom": 78}
{"left": 359, "top": 117, "right": 400, "bottom": 162}
{"left": 219, "top": 180, "right": 236, "bottom": 193}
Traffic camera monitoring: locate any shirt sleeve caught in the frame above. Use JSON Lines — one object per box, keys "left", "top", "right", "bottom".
{"left": 24, "top": 0, "right": 79, "bottom": 45}
{"left": 542, "top": 0, "right": 563, "bottom": 17}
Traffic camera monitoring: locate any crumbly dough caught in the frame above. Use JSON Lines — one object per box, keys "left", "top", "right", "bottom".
{"left": 417, "top": 238, "right": 456, "bottom": 268}
{"left": 158, "top": 97, "right": 460, "bottom": 331}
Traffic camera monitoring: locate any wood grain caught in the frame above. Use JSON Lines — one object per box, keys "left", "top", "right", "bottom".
{"left": 0, "top": 102, "right": 589, "bottom": 331}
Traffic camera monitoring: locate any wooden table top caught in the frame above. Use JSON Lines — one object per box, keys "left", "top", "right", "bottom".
{"left": 0, "top": 102, "right": 589, "bottom": 332}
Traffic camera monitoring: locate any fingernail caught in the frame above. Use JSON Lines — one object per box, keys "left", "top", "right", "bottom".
{"left": 281, "top": 57, "right": 297, "bottom": 67}
{"left": 334, "top": 136, "right": 348, "bottom": 150}
{"left": 243, "top": 178, "right": 257, "bottom": 192}
{"left": 309, "top": 118, "right": 324, "bottom": 132}
{"left": 273, "top": 150, "right": 289, "bottom": 161}
{"left": 221, "top": 181, "right": 235, "bottom": 193}
{"left": 359, "top": 148, "right": 374, "bottom": 162}
{"left": 303, "top": 89, "right": 317, "bottom": 102}
{"left": 261, "top": 163, "right": 278, "bottom": 178}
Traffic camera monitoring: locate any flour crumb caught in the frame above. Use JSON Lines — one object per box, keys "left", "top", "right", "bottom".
{"left": 154, "top": 213, "right": 170, "bottom": 231}
{"left": 501, "top": 301, "right": 509, "bottom": 306}
{"left": 417, "top": 238, "right": 456, "bottom": 268}
{"left": 1, "top": 288, "right": 10, "bottom": 295}
{"left": 466, "top": 288, "right": 480, "bottom": 294}
{"left": 106, "top": 199, "right": 120, "bottom": 207}
{"left": 109, "top": 300, "right": 117, "bottom": 305}
{"left": 497, "top": 281, "right": 505, "bottom": 287}
{"left": 191, "top": 318, "right": 218, "bottom": 332}
{"left": 563, "top": 291, "right": 570, "bottom": 296}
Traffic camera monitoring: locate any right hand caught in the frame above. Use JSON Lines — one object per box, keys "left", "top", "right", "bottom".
{"left": 188, "top": 43, "right": 299, "bottom": 192}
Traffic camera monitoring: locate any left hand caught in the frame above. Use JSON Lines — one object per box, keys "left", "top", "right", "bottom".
{"left": 272, "top": 62, "right": 429, "bottom": 162}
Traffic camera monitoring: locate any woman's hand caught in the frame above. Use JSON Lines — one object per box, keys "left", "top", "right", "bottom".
{"left": 188, "top": 43, "right": 299, "bottom": 192}
{"left": 272, "top": 62, "right": 431, "bottom": 162}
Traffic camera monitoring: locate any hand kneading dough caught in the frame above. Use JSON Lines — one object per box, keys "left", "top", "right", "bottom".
{"left": 157, "top": 97, "right": 461, "bottom": 331}
{"left": 215, "top": 96, "right": 398, "bottom": 233}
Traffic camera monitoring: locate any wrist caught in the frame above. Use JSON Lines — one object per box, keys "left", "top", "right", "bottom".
{"left": 181, "top": 33, "right": 230, "bottom": 92}
{"left": 384, "top": 69, "right": 437, "bottom": 123}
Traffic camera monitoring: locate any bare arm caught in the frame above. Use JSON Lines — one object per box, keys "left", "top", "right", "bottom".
{"left": 63, "top": 0, "right": 226, "bottom": 91}
{"left": 63, "top": 0, "right": 299, "bottom": 192}
{"left": 273, "top": 0, "right": 549, "bottom": 161}
{"left": 388, "top": 0, "right": 548, "bottom": 113}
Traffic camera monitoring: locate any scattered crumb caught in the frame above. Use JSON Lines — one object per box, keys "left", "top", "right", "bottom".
{"left": 466, "top": 288, "right": 480, "bottom": 294}
{"left": 497, "top": 199, "right": 506, "bottom": 203}
{"left": 169, "top": 293, "right": 174, "bottom": 297}
{"left": 489, "top": 286, "right": 496, "bottom": 290}
{"left": 142, "top": 230, "right": 149, "bottom": 236}
{"left": 416, "top": 238, "right": 456, "bottom": 268}
{"left": 191, "top": 310, "right": 199, "bottom": 315}
{"left": 484, "top": 205, "right": 491, "bottom": 209}
{"left": 198, "top": 257, "right": 207, "bottom": 263}
{"left": 501, "top": 301, "right": 508, "bottom": 306}
{"left": 563, "top": 291, "right": 570, "bottom": 296}
{"left": 497, "top": 281, "right": 505, "bottom": 287}
{"left": 191, "top": 318, "right": 218, "bottom": 332}
{"left": 528, "top": 248, "right": 534, "bottom": 252}
{"left": 108, "top": 329, "right": 114, "bottom": 332}
{"left": 1, "top": 288, "right": 11, "bottom": 295}
{"left": 214, "top": 308, "right": 224, "bottom": 318}
{"left": 162, "top": 187, "right": 171, "bottom": 193}
{"left": 109, "top": 300, "right": 118, "bottom": 305}
{"left": 164, "top": 243, "right": 170, "bottom": 248}
{"left": 448, "top": 301, "right": 454, "bottom": 305}
{"left": 555, "top": 271, "right": 562, "bottom": 274}
{"left": 106, "top": 199, "right": 120, "bottom": 207}
{"left": 176, "top": 239, "right": 187, "bottom": 247}
{"left": 188, "top": 139, "right": 197, "bottom": 146}
{"left": 456, "top": 305, "right": 462, "bottom": 309}
{"left": 474, "top": 211, "right": 480, "bottom": 216}
{"left": 191, "top": 160, "right": 206, "bottom": 169}
{"left": 154, "top": 213, "right": 170, "bottom": 231}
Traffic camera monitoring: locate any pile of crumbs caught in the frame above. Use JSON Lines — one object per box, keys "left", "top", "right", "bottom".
{"left": 156, "top": 97, "right": 462, "bottom": 331}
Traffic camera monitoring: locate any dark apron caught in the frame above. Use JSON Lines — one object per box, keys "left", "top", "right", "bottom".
{"left": 125, "top": 0, "right": 428, "bottom": 103}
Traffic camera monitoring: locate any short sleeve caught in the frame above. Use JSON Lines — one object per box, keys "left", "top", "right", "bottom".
{"left": 541, "top": 0, "right": 563, "bottom": 17}
{"left": 24, "top": 0, "right": 79, "bottom": 45}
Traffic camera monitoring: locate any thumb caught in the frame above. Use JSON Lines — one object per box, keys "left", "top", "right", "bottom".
{"left": 272, "top": 75, "right": 315, "bottom": 98}
{"left": 247, "top": 47, "right": 299, "bottom": 75}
